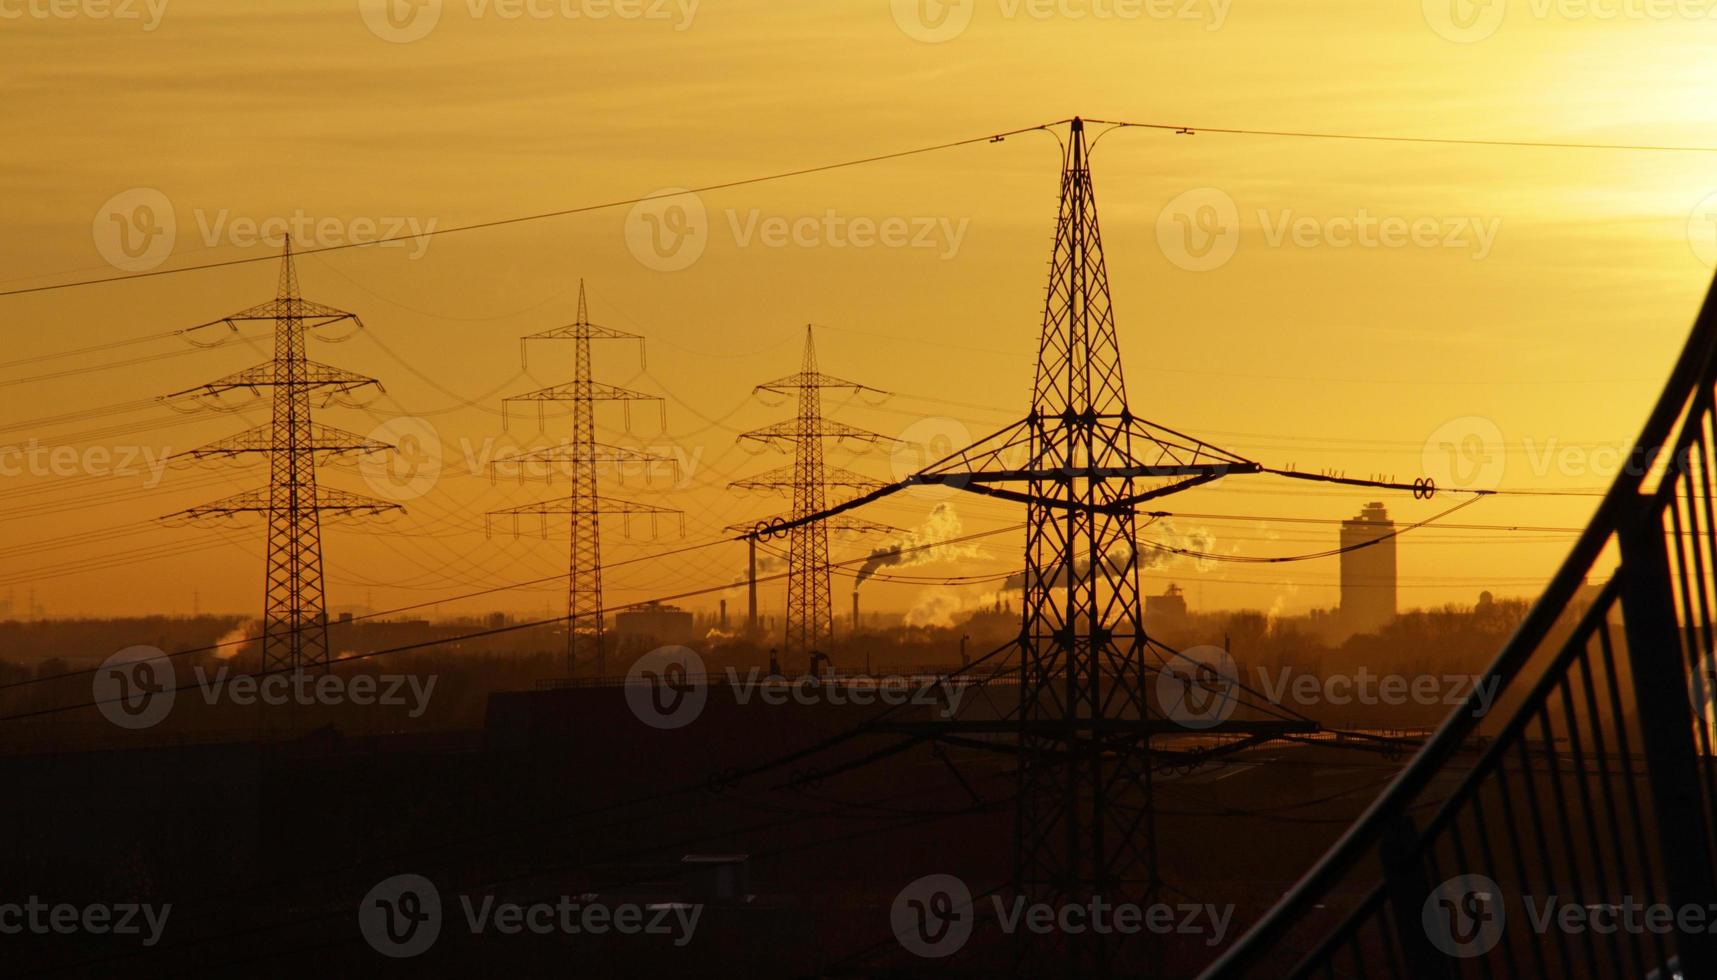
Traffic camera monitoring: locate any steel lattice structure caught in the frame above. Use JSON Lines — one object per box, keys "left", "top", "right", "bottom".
{"left": 163, "top": 238, "right": 399, "bottom": 674}
{"left": 732, "top": 327, "right": 892, "bottom": 658}
{"left": 487, "top": 282, "right": 680, "bottom": 676}
{"left": 901, "top": 118, "right": 1260, "bottom": 976}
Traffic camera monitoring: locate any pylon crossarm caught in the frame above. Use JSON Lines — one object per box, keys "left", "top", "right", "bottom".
{"left": 178, "top": 304, "right": 358, "bottom": 337}
{"left": 162, "top": 360, "right": 383, "bottom": 399}
{"left": 522, "top": 322, "right": 643, "bottom": 343}
{"left": 753, "top": 370, "right": 890, "bottom": 397}
{"left": 736, "top": 419, "right": 897, "bottom": 451}
{"left": 162, "top": 486, "right": 402, "bottom": 521}
{"left": 503, "top": 380, "right": 661, "bottom": 403}
{"left": 729, "top": 464, "right": 884, "bottom": 493}
{"left": 487, "top": 495, "right": 681, "bottom": 518}
{"left": 172, "top": 422, "right": 392, "bottom": 462}
{"left": 490, "top": 443, "right": 673, "bottom": 473}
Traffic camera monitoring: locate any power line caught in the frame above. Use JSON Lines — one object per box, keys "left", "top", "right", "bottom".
{"left": 0, "top": 121, "right": 1063, "bottom": 300}
{"left": 1089, "top": 118, "right": 1717, "bottom": 153}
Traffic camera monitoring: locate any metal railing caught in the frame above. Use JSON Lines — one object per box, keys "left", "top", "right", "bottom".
{"left": 1204, "top": 276, "right": 1717, "bottom": 979}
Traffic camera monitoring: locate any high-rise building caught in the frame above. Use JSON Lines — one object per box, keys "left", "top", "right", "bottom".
{"left": 1339, "top": 501, "right": 1397, "bottom": 634}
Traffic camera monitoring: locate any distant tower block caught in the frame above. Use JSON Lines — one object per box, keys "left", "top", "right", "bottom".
{"left": 1340, "top": 501, "right": 1398, "bottom": 633}
{"left": 162, "top": 238, "right": 400, "bottom": 674}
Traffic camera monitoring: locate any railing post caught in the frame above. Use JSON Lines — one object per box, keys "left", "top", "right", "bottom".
{"left": 1380, "top": 814, "right": 1454, "bottom": 980}
{"left": 1619, "top": 497, "right": 1717, "bottom": 977}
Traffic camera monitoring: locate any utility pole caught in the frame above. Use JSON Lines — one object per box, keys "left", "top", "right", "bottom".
{"left": 162, "top": 238, "right": 399, "bottom": 674}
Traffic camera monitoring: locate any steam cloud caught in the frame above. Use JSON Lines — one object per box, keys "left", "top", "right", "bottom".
{"left": 854, "top": 503, "right": 983, "bottom": 588}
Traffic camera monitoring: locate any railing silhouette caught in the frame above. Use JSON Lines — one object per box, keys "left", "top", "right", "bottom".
{"left": 1204, "top": 277, "right": 1717, "bottom": 980}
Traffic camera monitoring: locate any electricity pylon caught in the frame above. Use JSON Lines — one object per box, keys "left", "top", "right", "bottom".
{"left": 731, "top": 327, "right": 892, "bottom": 658}
{"left": 163, "top": 237, "right": 399, "bottom": 674}
{"left": 487, "top": 281, "right": 680, "bottom": 676}
{"left": 903, "top": 118, "right": 1261, "bottom": 976}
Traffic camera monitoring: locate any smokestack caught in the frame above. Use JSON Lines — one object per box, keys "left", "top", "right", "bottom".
{"left": 852, "top": 591, "right": 860, "bottom": 633}
{"left": 719, "top": 598, "right": 728, "bottom": 629}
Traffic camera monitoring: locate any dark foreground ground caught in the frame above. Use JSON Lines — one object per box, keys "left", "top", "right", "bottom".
{"left": 0, "top": 678, "right": 1412, "bottom": 978}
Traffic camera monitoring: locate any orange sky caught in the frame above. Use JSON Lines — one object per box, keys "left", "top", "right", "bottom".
{"left": 5, "top": 1, "right": 1717, "bottom": 624}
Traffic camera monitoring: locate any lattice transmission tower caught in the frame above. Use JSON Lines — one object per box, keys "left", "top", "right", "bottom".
{"left": 487, "top": 282, "right": 681, "bottom": 676}
{"left": 897, "top": 118, "right": 1261, "bottom": 976}
{"left": 163, "top": 238, "right": 400, "bottom": 674}
{"left": 731, "top": 327, "right": 892, "bottom": 659}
